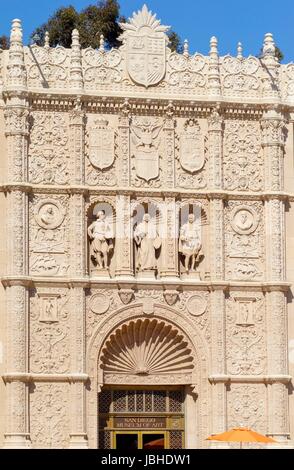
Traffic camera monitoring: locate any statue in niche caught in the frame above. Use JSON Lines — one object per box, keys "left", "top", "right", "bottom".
{"left": 88, "top": 210, "right": 113, "bottom": 271}
{"left": 134, "top": 214, "right": 161, "bottom": 273}
{"left": 179, "top": 214, "right": 204, "bottom": 274}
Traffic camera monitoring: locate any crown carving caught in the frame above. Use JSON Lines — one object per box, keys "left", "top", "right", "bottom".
{"left": 119, "top": 4, "right": 170, "bottom": 34}
{"left": 93, "top": 117, "right": 109, "bottom": 128}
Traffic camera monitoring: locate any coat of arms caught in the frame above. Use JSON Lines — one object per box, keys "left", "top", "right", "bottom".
{"left": 119, "top": 5, "right": 169, "bottom": 87}
{"left": 88, "top": 118, "right": 115, "bottom": 170}
{"left": 179, "top": 120, "right": 205, "bottom": 173}
{"left": 131, "top": 117, "right": 162, "bottom": 181}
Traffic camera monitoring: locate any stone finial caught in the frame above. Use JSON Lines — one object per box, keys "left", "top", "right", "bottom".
{"left": 237, "top": 41, "right": 243, "bottom": 58}
{"left": 263, "top": 32, "right": 275, "bottom": 57}
{"left": 10, "top": 18, "right": 23, "bottom": 45}
{"left": 183, "top": 39, "right": 189, "bottom": 57}
{"left": 99, "top": 34, "right": 105, "bottom": 52}
{"left": 209, "top": 36, "right": 218, "bottom": 57}
{"left": 71, "top": 28, "right": 80, "bottom": 47}
{"left": 44, "top": 31, "right": 50, "bottom": 48}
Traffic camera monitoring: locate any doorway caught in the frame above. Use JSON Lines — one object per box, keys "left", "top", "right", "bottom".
{"left": 115, "top": 432, "right": 166, "bottom": 450}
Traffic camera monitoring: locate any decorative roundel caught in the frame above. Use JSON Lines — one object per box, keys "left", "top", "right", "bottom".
{"left": 186, "top": 294, "right": 207, "bottom": 316}
{"left": 34, "top": 200, "right": 65, "bottom": 230}
{"left": 230, "top": 206, "right": 259, "bottom": 235}
{"left": 90, "top": 293, "right": 110, "bottom": 315}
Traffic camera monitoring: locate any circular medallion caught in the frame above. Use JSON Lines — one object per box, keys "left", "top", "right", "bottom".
{"left": 90, "top": 293, "right": 110, "bottom": 314}
{"left": 186, "top": 294, "right": 207, "bottom": 316}
{"left": 34, "top": 200, "right": 65, "bottom": 230}
{"left": 230, "top": 206, "right": 258, "bottom": 235}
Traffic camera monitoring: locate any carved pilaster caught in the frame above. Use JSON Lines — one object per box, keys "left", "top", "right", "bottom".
{"left": 210, "top": 288, "right": 226, "bottom": 433}
{"left": 160, "top": 197, "right": 178, "bottom": 278}
{"left": 6, "top": 19, "right": 27, "bottom": 91}
{"left": 70, "top": 193, "right": 85, "bottom": 277}
{"left": 261, "top": 33, "right": 280, "bottom": 100}
{"left": 4, "top": 285, "right": 30, "bottom": 448}
{"left": 163, "top": 103, "right": 175, "bottom": 188}
{"left": 265, "top": 199, "right": 285, "bottom": 282}
{"left": 118, "top": 101, "right": 130, "bottom": 187}
{"left": 261, "top": 110, "right": 286, "bottom": 192}
{"left": 266, "top": 290, "right": 289, "bottom": 440}
{"left": 210, "top": 198, "right": 224, "bottom": 280}
{"left": 69, "top": 287, "right": 88, "bottom": 448}
{"left": 69, "top": 101, "right": 85, "bottom": 185}
{"left": 208, "top": 109, "right": 223, "bottom": 189}
{"left": 115, "top": 194, "right": 134, "bottom": 278}
{"left": 5, "top": 104, "right": 30, "bottom": 183}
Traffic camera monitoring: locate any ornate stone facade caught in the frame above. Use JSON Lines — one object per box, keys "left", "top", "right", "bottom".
{"left": 0, "top": 7, "right": 293, "bottom": 449}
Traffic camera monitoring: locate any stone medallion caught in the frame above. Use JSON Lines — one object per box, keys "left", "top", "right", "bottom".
{"left": 90, "top": 293, "right": 110, "bottom": 314}
{"left": 186, "top": 294, "right": 207, "bottom": 316}
{"left": 34, "top": 199, "right": 65, "bottom": 230}
{"left": 230, "top": 206, "right": 259, "bottom": 235}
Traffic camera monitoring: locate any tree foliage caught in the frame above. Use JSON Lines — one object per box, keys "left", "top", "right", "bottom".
{"left": 0, "top": 35, "right": 9, "bottom": 50}
{"left": 167, "top": 30, "right": 183, "bottom": 53}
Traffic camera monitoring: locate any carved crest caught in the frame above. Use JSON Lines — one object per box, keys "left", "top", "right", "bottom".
{"left": 163, "top": 290, "right": 178, "bottom": 306}
{"left": 120, "top": 5, "right": 169, "bottom": 87}
{"left": 180, "top": 120, "right": 205, "bottom": 173}
{"left": 119, "top": 289, "right": 134, "bottom": 305}
{"left": 131, "top": 117, "right": 162, "bottom": 181}
{"left": 88, "top": 118, "right": 115, "bottom": 170}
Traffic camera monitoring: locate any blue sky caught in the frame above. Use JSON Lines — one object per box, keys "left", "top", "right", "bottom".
{"left": 0, "top": 0, "right": 293, "bottom": 62}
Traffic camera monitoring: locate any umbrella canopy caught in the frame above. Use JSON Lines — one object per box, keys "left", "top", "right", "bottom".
{"left": 206, "top": 427, "right": 277, "bottom": 448}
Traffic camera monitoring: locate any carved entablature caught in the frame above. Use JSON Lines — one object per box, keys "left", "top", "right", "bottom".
{"left": 225, "top": 201, "right": 264, "bottom": 281}
{"left": 29, "top": 194, "right": 70, "bottom": 276}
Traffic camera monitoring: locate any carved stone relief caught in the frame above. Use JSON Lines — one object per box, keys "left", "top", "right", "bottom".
{"left": 223, "top": 120, "right": 263, "bottom": 191}
{"left": 28, "top": 112, "right": 70, "bottom": 185}
{"left": 30, "top": 383, "right": 70, "bottom": 448}
{"left": 85, "top": 115, "right": 117, "bottom": 186}
{"left": 226, "top": 292, "right": 266, "bottom": 375}
{"left": 225, "top": 201, "right": 264, "bottom": 280}
{"left": 29, "top": 195, "right": 70, "bottom": 276}
{"left": 228, "top": 384, "right": 267, "bottom": 433}
{"left": 221, "top": 56, "right": 261, "bottom": 98}
{"left": 30, "top": 288, "right": 71, "bottom": 373}
{"left": 25, "top": 45, "right": 70, "bottom": 88}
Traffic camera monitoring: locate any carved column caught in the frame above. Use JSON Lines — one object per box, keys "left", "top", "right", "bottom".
{"left": 69, "top": 287, "right": 88, "bottom": 448}
{"left": 163, "top": 104, "right": 175, "bottom": 189}
{"left": 208, "top": 36, "right": 221, "bottom": 98}
{"left": 118, "top": 101, "right": 130, "bottom": 187}
{"left": 261, "top": 33, "right": 280, "bottom": 101}
{"left": 3, "top": 19, "right": 30, "bottom": 448}
{"left": 261, "top": 110, "right": 286, "bottom": 192}
{"left": 266, "top": 290, "right": 289, "bottom": 441}
{"left": 69, "top": 102, "right": 85, "bottom": 186}
{"left": 265, "top": 198, "right": 285, "bottom": 282}
{"left": 70, "top": 29, "right": 84, "bottom": 92}
{"left": 115, "top": 194, "right": 134, "bottom": 278}
{"left": 160, "top": 197, "right": 178, "bottom": 279}
{"left": 210, "top": 288, "right": 227, "bottom": 436}
{"left": 208, "top": 109, "right": 223, "bottom": 190}
{"left": 210, "top": 197, "right": 224, "bottom": 280}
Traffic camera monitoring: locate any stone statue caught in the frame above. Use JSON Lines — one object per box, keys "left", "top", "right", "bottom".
{"left": 134, "top": 214, "right": 161, "bottom": 272}
{"left": 88, "top": 210, "right": 113, "bottom": 270}
{"left": 179, "top": 214, "right": 203, "bottom": 274}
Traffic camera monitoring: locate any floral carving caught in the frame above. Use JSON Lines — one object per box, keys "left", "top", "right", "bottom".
{"left": 28, "top": 112, "right": 70, "bottom": 185}
{"left": 221, "top": 56, "right": 261, "bottom": 97}
{"left": 25, "top": 45, "right": 69, "bottom": 88}
{"left": 228, "top": 384, "right": 266, "bottom": 433}
{"left": 223, "top": 120, "right": 263, "bottom": 191}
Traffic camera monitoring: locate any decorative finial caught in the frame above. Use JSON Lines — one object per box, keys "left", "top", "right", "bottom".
{"left": 10, "top": 18, "right": 23, "bottom": 45}
{"left": 183, "top": 39, "right": 189, "bottom": 57}
{"left": 237, "top": 42, "right": 243, "bottom": 58}
{"left": 71, "top": 29, "right": 80, "bottom": 46}
{"left": 263, "top": 32, "right": 275, "bottom": 58}
{"left": 210, "top": 36, "right": 218, "bottom": 56}
{"left": 99, "top": 34, "right": 105, "bottom": 52}
{"left": 44, "top": 31, "right": 50, "bottom": 48}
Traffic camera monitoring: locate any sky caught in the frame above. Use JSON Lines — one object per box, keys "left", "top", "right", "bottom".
{"left": 0, "top": 0, "right": 293, "bottom": 62}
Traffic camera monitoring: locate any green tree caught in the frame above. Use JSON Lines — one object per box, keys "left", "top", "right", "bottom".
{"left": 258, "top": 45, "right": 284, "bottom": 63}
{"left": 167, "top": 30, "right": 183, "bottom": 53}
{"left": 0, "top": 35, "right": 9, "bottom": 50}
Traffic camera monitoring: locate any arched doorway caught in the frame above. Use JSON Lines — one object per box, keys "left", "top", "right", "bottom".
{"left": 86, "top": 305, "right": 210, "bottom": 449}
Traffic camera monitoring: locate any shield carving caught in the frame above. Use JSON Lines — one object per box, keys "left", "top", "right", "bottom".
{"left": 180, "top": 122, "right": 205, "bottom": 173}
{"left": 136, "top": 148, "right": 159, "bottom": 181}
{"left": 127, "top": 33, "right": 166, "bottom": 87}
{"left": 88, "top": 119, "right": 114, "bottom": 170}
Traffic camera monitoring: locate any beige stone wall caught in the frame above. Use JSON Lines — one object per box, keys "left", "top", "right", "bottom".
{"left": 0, "top": 8, "right": 293, "bottom": 448}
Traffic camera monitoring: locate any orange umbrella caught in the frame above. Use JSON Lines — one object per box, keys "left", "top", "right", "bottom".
{"left": 206, "top": 427, "right": 277, "bottom": 449}
{"left": 144, "top": 437, "right": 164, "bottom": 449}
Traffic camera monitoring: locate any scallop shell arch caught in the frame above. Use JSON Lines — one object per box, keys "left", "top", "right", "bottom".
{"left": 100, "top": 318, "right": 194, "bottom": 376}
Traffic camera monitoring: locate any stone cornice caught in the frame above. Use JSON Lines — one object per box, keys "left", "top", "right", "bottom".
{"left": 209, "top": 374, "right": 292, "bottom": 384}
{"left": 1, "top": 183, "right": 293, "bottom": 201}
{"left": 1, "top": 276, "right": 291, "bottom": 291}
{"left": 2, "top": 373, "right": 89, "bottom": 383}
